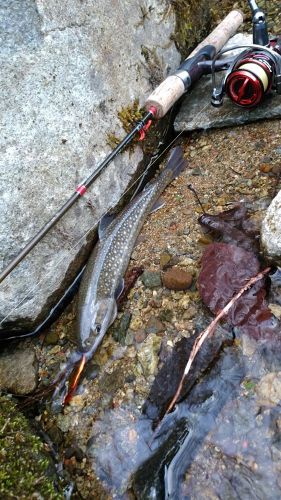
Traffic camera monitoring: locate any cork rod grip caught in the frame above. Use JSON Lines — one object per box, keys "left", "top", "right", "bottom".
{"left": 145, "top": 9, "right": 244, "bottom": 119}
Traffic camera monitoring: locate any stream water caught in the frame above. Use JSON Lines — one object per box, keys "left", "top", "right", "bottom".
{"left": 30, "top": 118, "right": 281, "bottom": 499}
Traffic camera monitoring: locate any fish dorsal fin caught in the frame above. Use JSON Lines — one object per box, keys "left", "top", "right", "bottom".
{"left": 150, "top": 197, "right": 165, "bottom": 214}
{"left": 115, "top": 278, "right": 125, "bottom": 299}
{"left": 98, "top": 213, "right": 116, "bottom": 240}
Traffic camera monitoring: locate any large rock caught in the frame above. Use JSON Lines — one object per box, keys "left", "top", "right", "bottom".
{"left": 261, "top": 190, "right": 281, "bottom": 265}
{"left": 0, "top": 346, "right": 38, "bottom": 394}
{"left": 174, "top": 33, "right": 281, "bottom": 132}
{"left": 0, "top": 0, "right": 180, "bottom": 331}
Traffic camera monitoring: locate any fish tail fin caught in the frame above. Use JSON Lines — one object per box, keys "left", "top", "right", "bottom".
{"left": 165, "top": 146, "right": 187, "bottom": 179}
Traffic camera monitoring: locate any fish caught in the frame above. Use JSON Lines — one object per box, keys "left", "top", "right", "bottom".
{"left": 78, "top": 146, "right": 186, "bottom": 353}
{"left": 52, "top": 146, "right": 187, "bottom": 407}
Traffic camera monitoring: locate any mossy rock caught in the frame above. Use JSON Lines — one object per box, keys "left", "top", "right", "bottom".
{"left": 0, "top": 395, "right": 62, "bottom": 499}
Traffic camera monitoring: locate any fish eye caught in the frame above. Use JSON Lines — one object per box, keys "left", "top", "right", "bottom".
{"left": 95, "top": 324, "right": 101, "bottom": 334}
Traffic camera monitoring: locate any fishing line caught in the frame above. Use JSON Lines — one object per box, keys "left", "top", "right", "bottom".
{"left": 0, "top": 102, "right": 210, "bottom": 327}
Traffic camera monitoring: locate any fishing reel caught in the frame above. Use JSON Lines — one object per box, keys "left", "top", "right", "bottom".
{"left": 211, "top": 0, "right": 281, "bottom": 108}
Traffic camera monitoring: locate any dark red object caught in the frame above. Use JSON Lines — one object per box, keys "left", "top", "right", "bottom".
{"left": 197, "top": 242, "right": 279, "bottom": 339}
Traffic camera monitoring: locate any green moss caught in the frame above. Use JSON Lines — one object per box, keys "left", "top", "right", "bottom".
{"left": 171, "top": 0, "right": 248, "bottom": 58}
{"left": 106, "top": 99, "right": 147, "bottom": 149}
{"left": 0, "top": 396, "right": 62, "bottom": 499}
{"left": 242, "top": 379, "right": 257, "bottom": 392}
{"left": 117, "top": 99, "right": 144, "bottom": 133}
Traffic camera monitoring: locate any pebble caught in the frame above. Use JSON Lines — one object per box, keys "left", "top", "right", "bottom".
{"left": 137, "top": 334, "right": 162, "bottom": 377}
{"left": 130, "top": 316, "right": 144, "bottom": 331}
{"left": 259, "top": 163, "right": 272, "bottom": 173}
{"left": 160, "top": 251, "right": 172, "bottom": 269}
{"left": 134, "top": 329, "right": 147, "bottom": 343}
{"left": 125, "top": 330, "right": 135, "bottom": 346}
{"left": 44, "top": 330, "right": 59, "bottom": 345}
{"left": 141, "top": 270, "right": 162, "bottom": 289}
{"left": 268, "top": 303, "right": 281, "bottom": 319}
{"left": 255, "top": 372, "right": 281, "bottom": 406}
{"left": 183, "top": 305, "right": 197, "bottom": 319}
{"left": 112, "top": 312, "right": 132, "bottom": 344}
{"left": 159, "top": 308, "right": 174, "bottom": 322}
{"left": 0, "top": 347, "right": 38, "bottom": 395}
{"left": 145, "top": 316, "right": 164, "bottom": 334}
{"left": 162, "top": 266, "right": 193, "bottom": 290}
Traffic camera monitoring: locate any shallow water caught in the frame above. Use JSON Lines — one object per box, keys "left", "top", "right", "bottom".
{"left": 84, "top": 321, "right": 281, "bottom": 499}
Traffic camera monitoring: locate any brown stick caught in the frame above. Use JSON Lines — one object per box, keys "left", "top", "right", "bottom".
{"left": 164, "top": 266, "right": 271, "bottom": 417}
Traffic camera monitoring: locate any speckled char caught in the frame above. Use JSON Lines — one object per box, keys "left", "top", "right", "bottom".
{"left": 77, "top": 147, "right": 186, "bottom": 352}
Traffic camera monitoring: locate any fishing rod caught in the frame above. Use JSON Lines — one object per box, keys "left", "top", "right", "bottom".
{"left": 0, "top": 9, "right": 244, "bottom": 285}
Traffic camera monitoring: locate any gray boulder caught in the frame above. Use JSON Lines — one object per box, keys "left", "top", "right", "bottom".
{"left": 261, "top": 190, "right": 281, "bottom": 266}
{"left": 0, "top": 0, "right": 180, "bottom": 331}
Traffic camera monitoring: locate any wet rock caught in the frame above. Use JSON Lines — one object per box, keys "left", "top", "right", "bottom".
{"left": 137, "top": 334, "right": 162, "bottom": 377}
{"left": 141, "top": 270, "right": 162, "bottom": 289}
{"left": 255, "top": 372, "right": 281, "bottom": 406}
{"left": 162, "top": 266, "right": 193, "bottom": 290}
{"left": 134, "top": 329, "right": 147, "bottom": 343}
{"left": 183, "top": 305, "right": 197, "bottom": 320}
{"left": 145, "top": 316, "right": 164, "bottom": 335}
{"left": 112, "top": 312, "right": 132, "bottom": 345}
{"left": 269, "top": 303, "right": 281, "bottom": 320}
{"left": 65, "top": 444, "right": 85, "bottom": 462}
{"left": 124, "top": 329, "right": 135, "bottom": 346}
{"left": 175, "top": 33, "right": 281, "bottom": 133}
{"left": 261, "top": 190, "right": 281, "bottom": 266}
{"left": 130, "top": 316, "right": 144, "bottom": 331}
{"left": 159, "top": 308, "right": 174, "bottom": 323}
{"left": 0, "top": 346, "right": 38, "bottom": 395}
{"left": 44, "top": 329, "right": 60, "bottom": 345}
{"left": 0, "top": 395, "right": 61, "bottom": 497}
{"left": 160, "top": 252, "right": 172, "bottom": 269}
{"left": 0, "top": 0, "right": 180, "bottom": 330}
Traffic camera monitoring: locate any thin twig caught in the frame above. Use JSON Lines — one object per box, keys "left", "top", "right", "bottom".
{"left": 163, "top": 266, "right": 271, "bottom": 418}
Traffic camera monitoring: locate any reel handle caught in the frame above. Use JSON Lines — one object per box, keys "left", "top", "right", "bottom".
{"left": 145, "top": 9, "right": 244, "bottom": 119}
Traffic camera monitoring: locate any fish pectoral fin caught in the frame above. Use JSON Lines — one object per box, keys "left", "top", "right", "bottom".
{"left": 114, "top": 277, "right": 125, "bottom": 299}
{"left": 150, "top": 197, "right": 166, "bottom": 214}
{"left": 98, "top": 213, "right": 117, "bottom": 240}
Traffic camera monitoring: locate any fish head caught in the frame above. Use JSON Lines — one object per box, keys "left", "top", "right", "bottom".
{"left": 80, "top": 297, "right": 117, "bottom": 353}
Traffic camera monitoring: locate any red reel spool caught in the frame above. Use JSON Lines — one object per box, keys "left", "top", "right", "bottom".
{"left": 226, "top": 53, "right": 274, "bottom": 108}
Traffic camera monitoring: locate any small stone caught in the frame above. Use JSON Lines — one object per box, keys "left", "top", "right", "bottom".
{"left": 162, "top": 267, "right": 193, "bottom": 290}
{"left": 259, "top": 163, "right": 272, "bottom": 173}
{"left": 145, "top": 316, "right": 164, "bottom": 334}
{"left": 141, "top": 270, "right": 162, "bottom": 289}
{"left": 159, "top": 308, "right": 173, "bottom": 323}
{"left": 0, "top": 347, "right": 38, "bottom": 395}
{"left": 255, "top": 372, "right": 281, "bottom": 406}
{"left": 241, "top": 334, "right": 257, "bottom": 357}
{"left": 125, "top": 329, "right": 134, "bottom": 346}
{"left": 183, "top": 305, "right": 197, "bottom": 319}
{"left": 268, "top": 303, "right": 281, "bottom": 319}
{"left": 44, "top": 330, "right": 59, "bottom": 345}
{"left": 112, "top": 312, "right": 132, "bottom": 345}
{"left": 160, "top": 252, "right": 172, "bottom": 269}
{"left": 134, "top": 329, "right": 147, "bottom": 343}
{"left": 130, "top": 316, "right": 144, "bottom": 331}
{"left": 56, "top": 414, "right": 72, "bottom": 433}
{"left": 137, "top": 334, "right": 162, "bottom": 377}
{"left": 198, "top": 234, "right": 213, "bottom": 245}
{"left": 178, "top": 296, "right": 190, "bottom": 310}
